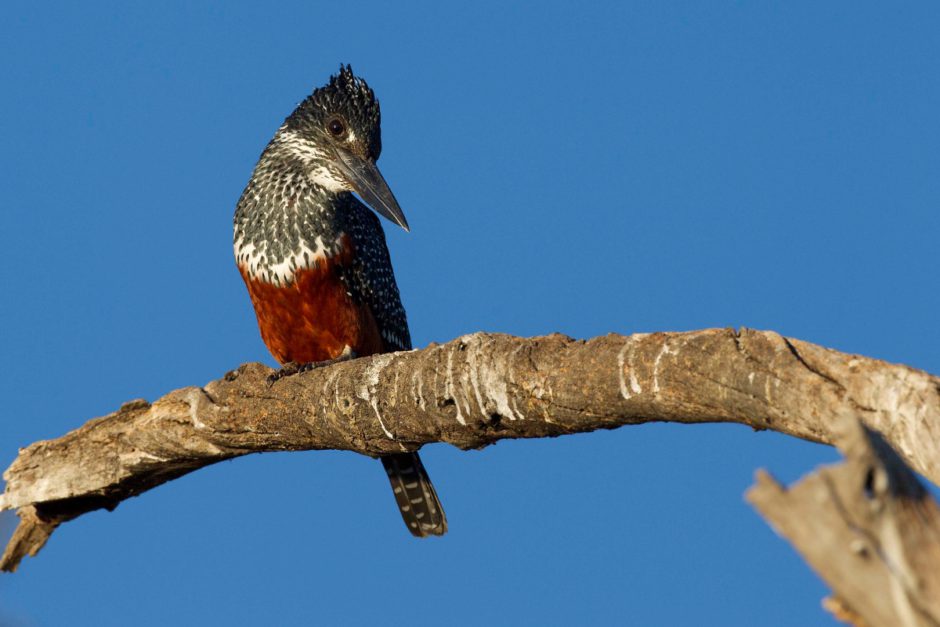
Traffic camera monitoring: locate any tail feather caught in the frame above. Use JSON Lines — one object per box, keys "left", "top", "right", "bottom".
{"left": 381, "top": 452, "right": 447, "bottom": 537}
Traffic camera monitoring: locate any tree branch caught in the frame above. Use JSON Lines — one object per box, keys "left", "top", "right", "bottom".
{"left": 747, "top": 416, "right": 940, "bottom": 627}
{"left": 2, "top": 328, "right": 938, "bottom": 572}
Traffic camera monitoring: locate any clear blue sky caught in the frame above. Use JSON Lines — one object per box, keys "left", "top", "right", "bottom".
{"left": 1, "top": 3, "right": 937, "bottom": 625}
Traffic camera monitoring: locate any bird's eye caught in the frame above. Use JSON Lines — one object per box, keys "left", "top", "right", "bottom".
{"left": 327, "top": 118, "right": 346, "bottom": 137}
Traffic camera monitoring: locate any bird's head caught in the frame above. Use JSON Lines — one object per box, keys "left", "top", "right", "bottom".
{"left": 281, "top": 64, "right": 409, "bottom": 231}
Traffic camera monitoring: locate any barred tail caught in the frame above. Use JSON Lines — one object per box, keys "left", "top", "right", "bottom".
{"left": 381, "top": 452, "right": 447, "bottom": 537}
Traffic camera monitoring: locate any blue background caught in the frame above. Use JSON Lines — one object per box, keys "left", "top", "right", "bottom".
{"left": 1, "top": 2, "right": 938, "bottom": 625}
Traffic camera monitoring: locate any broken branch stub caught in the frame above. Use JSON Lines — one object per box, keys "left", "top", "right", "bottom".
{"left": 747, "top": 417, "right": 940, "bottom": 627}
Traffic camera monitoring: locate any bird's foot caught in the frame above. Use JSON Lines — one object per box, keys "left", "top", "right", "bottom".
{"left": 267, "top": 346, "right": 358, "bottom": 385}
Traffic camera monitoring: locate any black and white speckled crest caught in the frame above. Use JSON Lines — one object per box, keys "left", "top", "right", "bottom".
{"left": 288, "top": 64, "right": 382, "bottom": 161}
{"left": 233, "top": 66, "right": 410, "bottom": 351}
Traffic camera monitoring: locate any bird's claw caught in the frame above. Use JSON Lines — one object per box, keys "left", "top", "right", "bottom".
{"left": 266, "top": 361, "right": 302, "bottom": 385}
{"left": 266, "top": 347, "right": 358, "bottom": 386}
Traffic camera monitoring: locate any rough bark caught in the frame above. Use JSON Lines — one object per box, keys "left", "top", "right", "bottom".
{"left": 1, "top": 328, "right": 938, "bottom": 572}
{"left": 747, "top": 416, "right": 940, "bottom": 627}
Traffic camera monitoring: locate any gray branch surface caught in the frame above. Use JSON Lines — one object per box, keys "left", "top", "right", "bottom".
{"left": 2, "top": 329, "right": 938, "bottom": 573}
{"left": 747, "top": 417, "right": 940, "bottom": 627}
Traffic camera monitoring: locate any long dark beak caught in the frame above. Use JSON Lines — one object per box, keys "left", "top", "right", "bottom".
{"left": 334, "top": 147, "right": 410, "bottom": 232}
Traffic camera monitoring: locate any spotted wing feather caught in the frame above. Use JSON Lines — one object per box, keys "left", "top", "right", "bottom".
{"left": 343, "top": 198, "right": 412, "bottom": 353}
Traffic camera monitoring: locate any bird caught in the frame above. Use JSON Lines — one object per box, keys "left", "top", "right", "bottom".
{"left": 233, "top": 65, "right": 447, "bottom": 537}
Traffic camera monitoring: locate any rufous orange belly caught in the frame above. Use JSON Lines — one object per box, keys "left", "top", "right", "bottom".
{"left": 238, "top": 250, "right": 384, "bottom": 364}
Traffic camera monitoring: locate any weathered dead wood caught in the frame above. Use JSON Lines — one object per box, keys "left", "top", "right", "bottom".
{"left": 1, "top": 328, "right": 938, "bottom": 571}
{"left": 747, "top": 417, "right": 940, "bottom": 627}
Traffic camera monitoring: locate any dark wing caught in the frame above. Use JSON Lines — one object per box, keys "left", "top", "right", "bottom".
{"left": 343, "top": 197, "right": 412, "bottom": 352}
